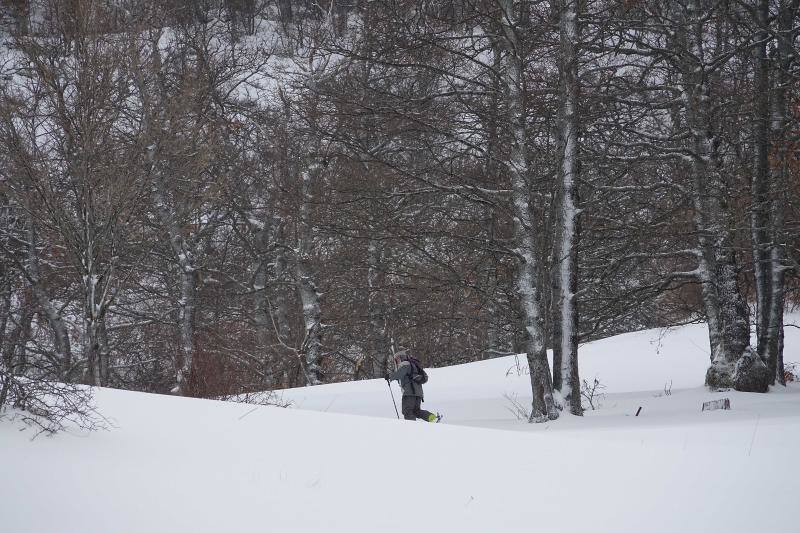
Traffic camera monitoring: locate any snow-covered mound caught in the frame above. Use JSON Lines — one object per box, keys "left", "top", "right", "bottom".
{"left": 281, "top": 321, "right": 800, "bottom": 429}
{"left": 2, "top": 323, "right": 799, "bottom": 533}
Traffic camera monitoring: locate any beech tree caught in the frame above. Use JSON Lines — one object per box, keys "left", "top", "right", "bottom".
{"left": 551, "top": 0, "right": 581, "bottom": 415}
{"left": 0, "top": 1, "right": 797, "bottom": 415}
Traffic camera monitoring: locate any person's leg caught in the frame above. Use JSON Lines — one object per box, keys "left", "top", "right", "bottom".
{"left": 401, "top": 395, "right": 416, "bottom": 420}
{"left": 413, "top": 397, "right": 437, "bottom": 422}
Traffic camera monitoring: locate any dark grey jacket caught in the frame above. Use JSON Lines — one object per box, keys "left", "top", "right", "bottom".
{"left": 389, "top": 359, "right": 423, "bottom": 399}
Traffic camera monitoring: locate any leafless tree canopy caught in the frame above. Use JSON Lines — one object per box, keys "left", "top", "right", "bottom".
{"left": 0, "top": 1, "right": 798, "bottom": 423}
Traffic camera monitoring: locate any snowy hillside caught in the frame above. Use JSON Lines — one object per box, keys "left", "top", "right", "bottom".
{"left": 2, "top": 322, "right": 799, "bottom": 533}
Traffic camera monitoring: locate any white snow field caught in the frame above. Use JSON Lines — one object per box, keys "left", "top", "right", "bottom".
{"left": 2, "top": 322, "right": 799, "bottom": 533}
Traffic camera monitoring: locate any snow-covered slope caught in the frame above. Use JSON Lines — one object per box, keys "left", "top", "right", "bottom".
{"left": 2, "top": 322, "right": 799, "bottom": 533}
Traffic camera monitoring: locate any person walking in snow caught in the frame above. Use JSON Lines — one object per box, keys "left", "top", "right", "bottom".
{"left": 386, "top": 350, "right": 441, "bottom": 422}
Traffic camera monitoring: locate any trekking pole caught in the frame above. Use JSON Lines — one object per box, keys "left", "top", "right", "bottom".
{"left": 387, "top": 379, "right": 400, "bottom": 419}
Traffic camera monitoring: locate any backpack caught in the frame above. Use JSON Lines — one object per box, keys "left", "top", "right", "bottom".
{"left": 408, "top": 356, "right": 428, "bottom": 385}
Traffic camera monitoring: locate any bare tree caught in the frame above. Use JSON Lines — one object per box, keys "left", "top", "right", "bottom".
{"left": 551, "top": 0, "right": 582, "bottom": 415}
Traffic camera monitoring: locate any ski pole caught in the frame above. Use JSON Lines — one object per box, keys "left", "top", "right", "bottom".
{"left": 386, "top": 379, "right": 400, "bottom": 419}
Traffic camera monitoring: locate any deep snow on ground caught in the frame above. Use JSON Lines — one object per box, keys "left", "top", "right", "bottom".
{"left": 2, "top": 322, "right": 799, "bottom": 533}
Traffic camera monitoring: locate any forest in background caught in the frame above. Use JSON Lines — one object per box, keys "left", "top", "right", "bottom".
{"left": 0, "top": 0, "right": 798, "bottom": 424}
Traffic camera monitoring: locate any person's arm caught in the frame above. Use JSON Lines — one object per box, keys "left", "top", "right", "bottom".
{"left": 387, "top": 361, "right": 410, "bottom": 382}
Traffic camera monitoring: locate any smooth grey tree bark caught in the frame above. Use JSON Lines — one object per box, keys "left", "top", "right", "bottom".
{"left": 551, "top": 0, "right": 582, "bottom": 415}
{"left": 295, "top": 163, "right": 324, "bottom": 386}
{"left": 670, "top": 0, "right": 768, "bottom": 391}
{"left": 499, "top": 0, "right": 558, "bottom": 422}
{"left": 751, "top": 0, "right": 772, "bottom": 367}
{"left": 763, "top": 0, "right": 799, "bottom": 385}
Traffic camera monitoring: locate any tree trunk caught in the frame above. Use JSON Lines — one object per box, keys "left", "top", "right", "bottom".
{"left": 483, "top": 43, "right": 507, "bottom": 361}
{"left": 81, "top": 221, "right": 104, "bottom": 387}
{"left": 272, "top": 217, "right": 293, "bottom": 346}
{"left": 148, "top": 146, "right": 198, "bottom": 396}
{"left": 0, "top": 282, "right": 10, "bottom": 362}
{"left": 674, "top": 1, "right": 768, "bottom": 392}
{"left": 252, "top": 219, "right": 271, "bottom": 379}
{"left": 176, "top": 264, "right": 198, "bottom": 395}
{"left": 26, "top": 219, "right": 73, "bottom": 379}
{"left": 296, "top": 164, "right": 324, "bottom": 386}
{"left": 552, "top": 0, "right": 582, "bottom": 415}
{"left": 367, "top": 238, "right": 390, "bottom": 378}
{"left": 252, "top": 214, "right": 289, "bottom": 384}
{"left": 764, "top": 0, "right": 798, "bottom": 385}
{"left": 499, "top": 0, "right": 558, "bottom": 422}
{"left": 751, "top": 0, "right": 772, "bottom": 365}
{"left": 83, "top": 285, "right": 102, "bottom": 386}
{"left": 15, "top": 305, "right": 33, "bottom": 378}
{"left": 1, "top": 291, "right": 34, "bottom": 377}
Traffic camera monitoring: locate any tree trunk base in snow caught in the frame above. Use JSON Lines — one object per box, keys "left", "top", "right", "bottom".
{"left": 706, "top": 347, "right": 770, "bottom": 393}
{"left": 705, "top": 362, "right": 734, "bottom": 390}
{"left": 529, "top": 409, "right": 559, "bottom": 424}
{"left": 732, "top": 348, "right": 770, "bottom": 393}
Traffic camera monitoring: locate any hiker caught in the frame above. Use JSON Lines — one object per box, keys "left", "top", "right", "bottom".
{"left": 386, "top": 350, "right": 441, "bottom": 422}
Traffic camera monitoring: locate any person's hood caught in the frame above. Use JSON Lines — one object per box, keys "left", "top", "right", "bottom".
{"left": 394, "top": 350, "right": 409, "bottom": 361}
